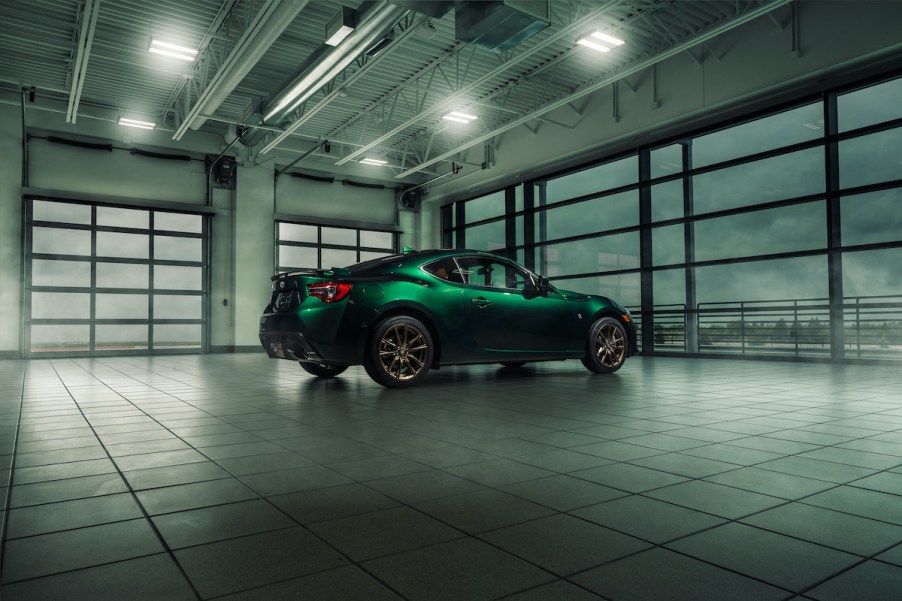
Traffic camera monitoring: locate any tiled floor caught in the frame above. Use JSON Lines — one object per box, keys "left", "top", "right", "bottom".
{"left": 2, "top": 354, "right": 902, "bottom": 600}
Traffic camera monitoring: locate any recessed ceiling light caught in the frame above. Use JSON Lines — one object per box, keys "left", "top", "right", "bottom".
{"left": 577, "top": 31, "right": 625, "bottom": 53}
{"left": 442, "top": 111, "right": 478, "bottom": 124}
{"left": 118, "top": 117, "right": 156, "bottom": 130}
{"left": 360, "top": 158, "right": 388, "bottom": 166}
{"left": 149, "top": 39, "right": 198, "bottom": 61}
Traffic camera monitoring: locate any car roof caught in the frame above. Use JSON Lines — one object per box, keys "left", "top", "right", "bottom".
{"left": 347, "top": 249, "right": 505, "bottom": 273}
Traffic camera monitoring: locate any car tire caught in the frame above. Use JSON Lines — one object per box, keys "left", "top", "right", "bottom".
{"left": 300, "top": 363, "right": 348, "bottom": 378}
{"left": 365, "top": 315, "right": 434, "bottom": 388}
{"left": 581, "top": 316, "right": 628, "bottom": 374}
{"left": 500, "top": 361, "right": 527, "bottom": 368}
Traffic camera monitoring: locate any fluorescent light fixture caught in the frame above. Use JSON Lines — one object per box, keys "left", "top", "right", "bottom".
{"left": 360, "top": 157, "right": 388, "bottom": 166}
{"left": 325, "top": 24, "right": 354, "bottom": 46}
{"left": 118, "top": 117, "right": 156, "bottom": 130}
{"left": 149, "top": 39, "right": 198, "bottom": 61}
{"left": 577, "top": 31, "right": 625, "bottom": 53}
{"left": 442, "top": 111, "right": 478, "bottom": 124}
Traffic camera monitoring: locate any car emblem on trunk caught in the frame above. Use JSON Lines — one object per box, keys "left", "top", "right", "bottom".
{"left": 279, "top": 281, "right": 285, "bottom": 289}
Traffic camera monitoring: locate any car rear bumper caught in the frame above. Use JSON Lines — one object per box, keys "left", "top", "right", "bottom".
{"left": 259, "top": 330, "right": 328, "bottom": 364}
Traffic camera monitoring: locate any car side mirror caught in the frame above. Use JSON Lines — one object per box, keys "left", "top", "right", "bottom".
{"left": 523, "top": 276, "right": 549, "bottom": 300}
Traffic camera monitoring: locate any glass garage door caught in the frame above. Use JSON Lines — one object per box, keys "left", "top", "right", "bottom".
{"left": 24, "top": 198, "right": 208, "bottom": 356}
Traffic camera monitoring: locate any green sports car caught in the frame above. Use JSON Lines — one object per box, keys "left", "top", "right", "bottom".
{"left": 259, "top": 249, "right": 638, "bottom": 388}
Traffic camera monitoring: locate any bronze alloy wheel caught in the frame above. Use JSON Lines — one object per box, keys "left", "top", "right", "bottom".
{"left": 366, "top": 315, "right": 435, "bottom": 387}
{"left": 581, "top": 316, "right": 627, "bottom": 374}
{"left": 595, "top": 322, "right": 626, "bottom": 368}
{"left": 379, "top": 322, "right": 429, "bottom": 380}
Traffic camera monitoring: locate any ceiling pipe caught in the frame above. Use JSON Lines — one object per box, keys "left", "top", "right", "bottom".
{"left": 66, "top": 0, "right": 102, "bottom": 124}
{"left": 172, "top": 0, "right": 311, "bottom": 140}
{"left": 241, "top": 0, "right": 409, "bottom": 149}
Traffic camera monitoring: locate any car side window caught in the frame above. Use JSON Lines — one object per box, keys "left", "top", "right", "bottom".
{"left": 423, "top": 258, "right": 466, "bottom": 283}
{"left": 454, "top": 257, "right": 533, "bottom": 290}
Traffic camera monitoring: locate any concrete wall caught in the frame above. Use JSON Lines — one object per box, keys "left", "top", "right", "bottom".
{"left": 424, "top": 1, "right": 902, "bottom": 205}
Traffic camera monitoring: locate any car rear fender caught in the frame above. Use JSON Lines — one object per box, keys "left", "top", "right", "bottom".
{"left": 369, "top": 302, "right": 443, "bottom": 367}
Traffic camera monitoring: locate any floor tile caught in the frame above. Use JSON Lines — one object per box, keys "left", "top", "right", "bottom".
{"left": 802, "top": 486, "right": 902, "bottom": 525}
{"left": 365, "top": 469, "right": 486, "bottom": 503}
{"left": 667, "top": 522, "right": 860, "bottom": 592}
{"left": 704, "top": 466, "right": 837, "bottom": 499}
{"left": 5, "top": 492, "right": 143, "bottom": 539}
{"left": 238, "top": 465, "right": 352, "bottom": 496}
{"left": 174, "top": 527, "right": 347, "bottom": 599}
{"left": 1, "top": 519, "right": 164, "bottom": 583}
{"left": 572, "top": 463, "right": 689, "bottom": 493}
{"left": 445, "top": 458, "right": 555, "bottom": 486}
{"left": 500, "top": 474, "right": 628, "bottom": 511}
{"left": 755, "top": 456, "right": 878, "bottom": 484}
{"left": 399, "top": 446, "right": 499, "bottom": 468}
{"left": 512, "top": 448, "right": 615, "bottom": 472}
{"left": 497, "top": 580, "right": 605, "bottom": 600}
{"left": 479, "top": 513, "right": 650, "bottom": 576}
{"left": 797, "top": 447, "right": 902, "bottom": 470}
{"left": 136, "top": 478, "right": 258, "bottom": 515}
{"left": 741, "top": 502, "right": 902, "bottom": 556}
{"left": 328, "top": 455, "right": 433, "bottom": 481}
{"left": 361, "top": 537, "right": 555, "bottom": 601}
{"left": 123, "top": 461, "right": 231, "bottom": 490}
{"left": 847, "top": 471, "right": 902, "bottom": 496}
{"left": 152, "top": 498, "right": 295, "bottom": 548}
{"left": 414, "top": 488, "right": 554, "bottom": 533}
{"left": 806, "top": 561, "right": 902, "bottom": 601}
{"left": 680, "top": 443, "right": 784, "bottom": 465}
{"left": 571, "top": 494, "right": 727, "bottom": 543}
{"left": 269, "top": 482, "right": 400, "bottom": 524}
{"left": 309, "top": 505, "right": 464, "bottom": 561}
{"left": 645, "top": 480, "right": 786, "bottom": 519}
{"left": 628, "top": 452, "right": 739, "bottom": 478}
{"left": 0, "top": 554, "right": 197, "bottom": 601}
{"left": 213, "top": 451, "right": 317, "bottom": 476}
{"left": 9, "top": 472, "right": 128, "bottom": 507}
{"left": 572, "top": 547, "right": 788, "bottom": 601}
{"left": 214, "top": 565, "right": 403, "bottom": 600}
{"left": 573, "top": 440, "right": 666, "bottom": 462}
{"left": 12, "top": 458, "right": 117, "bottom": 485}
{"left": 113, "top": 448, "right": 209, "bottom": 471}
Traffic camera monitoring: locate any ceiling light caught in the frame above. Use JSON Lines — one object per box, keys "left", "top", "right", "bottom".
{"left": 118, "top": 117, "right": 156, "bottom": 130}
{"left": 360, "top": 158, "right": 388, "bottom": 166}
{"left": 442, "top": 111, "right": 478, "bottom": 124}
{"left": 577, "top": 31, "right": 625, "bottom": 53}
{"left": 325, "top": 6, "right": 355, "bottom": 46}
{"left": 149, "top": 39, "right": 198, "bottom": 61}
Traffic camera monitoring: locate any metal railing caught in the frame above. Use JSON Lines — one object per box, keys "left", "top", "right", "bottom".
{"left": 695, "top": 295, "right": 902, "bottom": 359}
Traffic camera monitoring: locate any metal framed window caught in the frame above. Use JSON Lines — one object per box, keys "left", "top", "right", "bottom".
{"left": 275, "top": 220, "right": 398, "bottom": 273}
{"left": 440, "top": 69, "right": 902, "bottom": 361}
{"left": 24, "top": 197, "right": 209, "bottom": 357}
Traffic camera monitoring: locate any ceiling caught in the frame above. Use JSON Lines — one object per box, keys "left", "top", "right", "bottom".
{"left": 0, "top": 0, "right": 791, "bottom": 184}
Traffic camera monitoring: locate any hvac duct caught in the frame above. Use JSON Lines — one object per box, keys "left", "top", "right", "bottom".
{"left": 240, "top": 1, "right": 409, "bottom": 148}
{"left": 455, "top": 0, "right": 550, "bottom": 52}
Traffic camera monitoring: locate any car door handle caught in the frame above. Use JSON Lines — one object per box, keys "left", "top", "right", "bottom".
{"left": 471, "top": 297, "right": 492, "bottom": 308}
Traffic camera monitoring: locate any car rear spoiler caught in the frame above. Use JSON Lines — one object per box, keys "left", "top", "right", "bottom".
{"left": 271, "top": 267, "right": 351, "bottom": 281}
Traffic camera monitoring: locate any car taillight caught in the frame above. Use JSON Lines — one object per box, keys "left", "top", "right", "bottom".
{"left": 307, "top": 282, "right": 352, "bottom": 303}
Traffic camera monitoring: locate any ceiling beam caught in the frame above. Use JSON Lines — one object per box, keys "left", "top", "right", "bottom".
{"left": 257, "top": 13, "right": 426, "bottom": 155}
{"left": 333, "top": 0, "right": 630, "bottom": 166}
{"left": 172, "top": 0, "right": 309, "bottom": 140}
{"left": 394, "top": 0, "right": 794, "bottom": 179}
{"left": 66, "top": 0, "right": 102, "bottom": 124}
